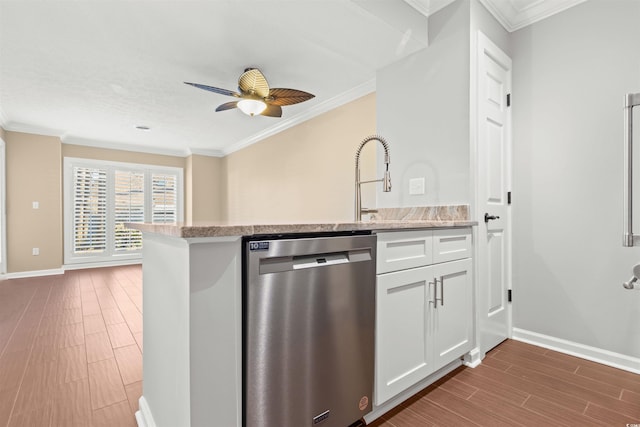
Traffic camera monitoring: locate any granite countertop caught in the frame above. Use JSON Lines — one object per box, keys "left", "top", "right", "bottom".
{"left": 128, "top": 205, "right": 476, "bottom": 238}
{"left": 128, "top": 219, "right": 477, "bottom": 239}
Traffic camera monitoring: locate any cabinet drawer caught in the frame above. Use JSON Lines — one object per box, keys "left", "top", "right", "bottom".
{"left": 432, "top": 228, "right": 471, "bottom": 264}
{"left": 376, "top": 230, "right": 433, "bottom": 274}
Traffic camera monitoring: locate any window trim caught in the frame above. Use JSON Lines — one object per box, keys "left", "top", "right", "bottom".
{"left": 63, "top": 157, "right": 183, "bottom": 266}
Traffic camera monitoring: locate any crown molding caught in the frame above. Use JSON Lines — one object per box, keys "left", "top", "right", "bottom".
{"left": 187, "top": 147, "right": 225, "bottom": 158}
{"left": 2, "top": 121, "right": 65, "bottom": 138}
{"left": 402, "top": 0, "right": 455, "bottom": 17}
{"left": 478, "top": 0, "right": 587, "bottom": 32}
{"left": 8, "top": 126, "right": 250, "bottom": 159}
{"left": 4, "top": 121, "right": 191, "bottom": 157}
{"left": 61, "top": 135, "right": 189, "bottom": 158}
{"left": 222, "top": 78, "right": 376, "bottom": 156}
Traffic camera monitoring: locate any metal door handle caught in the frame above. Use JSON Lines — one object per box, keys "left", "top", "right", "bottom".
{"left": 428, "top": 280, "right": 436, "bottom": 306}
{"left": 432, "top": 279, "right": 438, "bottom": 309}
{"left": 484, "top": 213, "right": 500, "bottom": 223}
{"left": 434, "top": 277, "right": 444, "bottom": 307}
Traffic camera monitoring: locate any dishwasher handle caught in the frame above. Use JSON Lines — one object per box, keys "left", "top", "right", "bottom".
{"left": 293, "top": 253, "right": 349, "bottom": 270}
{"left": 259, "top": 248, "right": 372, "bottom": 274}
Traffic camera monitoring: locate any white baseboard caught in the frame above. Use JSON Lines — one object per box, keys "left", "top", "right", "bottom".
{"left": 136, "top": 396, "right": 156, "bottom": 427}
{"left": 1, "top": 259, "right": 142, "bottom": 280}
{"left": 64, "top": 259, "right": 141, "bottom": 270}
{"left": 512, "top": 328, "right": 640, "bottom": 374}
{"left": 464, "top": 347, "right": 482, "bottom": 368}
{"left": 2, "top": 268, "right": 64, "bottom": 280}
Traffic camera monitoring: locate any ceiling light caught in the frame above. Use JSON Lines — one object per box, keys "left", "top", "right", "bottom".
{"left": 135, "top": 126, "right": 151, "bottom": 131}
{"left": 237, "top": 99, "right": 267, "bottom": 116}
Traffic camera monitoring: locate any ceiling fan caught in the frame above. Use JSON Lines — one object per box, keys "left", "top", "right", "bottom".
{"left": 184, "top": 68, "right": 315, "bottom": 118}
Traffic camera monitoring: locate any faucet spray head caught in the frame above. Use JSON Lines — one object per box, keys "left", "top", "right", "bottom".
{"left": 383, "top": 167, "right": 391, "bottom": 192}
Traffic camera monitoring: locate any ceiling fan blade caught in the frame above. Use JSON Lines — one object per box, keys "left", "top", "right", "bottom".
{"left": 261, "top": 104, "right": 282, "bottom": 118}
{"left": 184, "top": 82, "right": 240, "bottom": 97}
{"left": 215, "top": 101, "right": 239, "bottom": 112}
{"left": 268, "top": 88, "right": 315, "bottom": 106}
{"left": 238, "top": 68, "right": 270, "bottom": 98}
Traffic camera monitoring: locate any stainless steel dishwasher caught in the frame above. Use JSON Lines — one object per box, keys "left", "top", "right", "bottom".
{"left": 243, "top": 232, "right": 376, "bottom": 427}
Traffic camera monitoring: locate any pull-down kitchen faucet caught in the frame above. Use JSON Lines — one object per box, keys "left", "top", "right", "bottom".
{"left": 355, "top": 135, "right": 391, "bottom": 221}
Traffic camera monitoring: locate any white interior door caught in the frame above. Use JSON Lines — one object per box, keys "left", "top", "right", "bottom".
{"left": 477, "top": 31, "right": 512, "bottom": 355}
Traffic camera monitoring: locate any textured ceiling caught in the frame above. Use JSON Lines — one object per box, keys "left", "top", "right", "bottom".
{"left": 0, "top": 0, "right": 585, "bottom": 157}
{"left": 0, "top": 0, "right": 432, "bottom": 156}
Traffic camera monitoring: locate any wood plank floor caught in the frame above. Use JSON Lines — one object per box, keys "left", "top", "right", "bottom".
{"left": 0, "top": 266, "right": 142, "bottom": 427}
{"left": 2, "top": 266, "right": 639, "bottom": 426}
{"left": 369, "top": 339, "right": 640, "bottom": 427}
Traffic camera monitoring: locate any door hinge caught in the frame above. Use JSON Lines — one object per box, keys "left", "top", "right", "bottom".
{"left": 507, "top": 191, "right": 512, "bottom": 205}
{"left": 508, "top": 289, "right": 512, "bottom": 302}
{"left": 507, "top": 93, "right": 511, "bottom": 107}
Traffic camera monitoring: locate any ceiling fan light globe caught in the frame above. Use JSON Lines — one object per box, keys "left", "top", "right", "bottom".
{"left": 237, "top": 99, "right": 267, "bottom": 116}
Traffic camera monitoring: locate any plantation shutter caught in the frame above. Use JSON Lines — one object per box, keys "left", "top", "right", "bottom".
{"left": 114, "top": 170, "right": 144, "bottom": 252}
{"left": 152, "top": 174, "right": 177, "bottom": 223}
{"left": 73, "top": 167, "right": 107, "bottom": 254}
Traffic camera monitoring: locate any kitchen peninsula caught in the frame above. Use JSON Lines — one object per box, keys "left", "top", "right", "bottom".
{"left": 130, "top": 207, "right": 476, "bottom": 427}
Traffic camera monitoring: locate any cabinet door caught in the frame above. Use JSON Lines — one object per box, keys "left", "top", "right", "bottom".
{"left": 431, "top": 258, "right": 473, "bottom": 371}
{"left": 375, "top": 266, "right": 433, "bottom": 405}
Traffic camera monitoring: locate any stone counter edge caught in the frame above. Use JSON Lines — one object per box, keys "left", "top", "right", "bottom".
{"left": 128, "top": 220, "right": 477, "bottom": 239}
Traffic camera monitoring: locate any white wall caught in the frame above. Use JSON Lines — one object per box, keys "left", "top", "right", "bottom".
{"left": 376, "top": 0, "right": 471, "bottom": 208}
{"left": 512, "top": 0, "right": 640, "bottom": 358}
{"left": 376, "top": 0, "right": 509, "bottom": 209}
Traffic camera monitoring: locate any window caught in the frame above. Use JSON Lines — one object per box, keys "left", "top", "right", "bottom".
{"left": 114, "top": 170, "right": 144, "bottom": 252}
{"left": 73, "top": 167, "right": 107, "bottom": 254}
{"left": 152, "top": 173, "right": 177, "bottom": 223}
{"left": 64, "top": 158, "right": 183, "bottom": 266}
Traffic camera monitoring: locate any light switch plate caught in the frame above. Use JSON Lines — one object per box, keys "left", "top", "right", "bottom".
{"left": 32, "top": 248, "right": 39, "bottom": 256}
{"left": 409, "top": 177, "right": 425, "bottom": 195}
{"left": 32, "top": 201, "right": 39, "bottom": 209}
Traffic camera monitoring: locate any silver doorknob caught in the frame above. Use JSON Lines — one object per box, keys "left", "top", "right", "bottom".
{"left": 484, "top": 213, "right": 500, "bottom": 223}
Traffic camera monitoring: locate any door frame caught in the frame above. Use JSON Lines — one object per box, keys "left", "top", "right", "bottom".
{"left": 470, "top": 30, "right": 513, "bottom": 361}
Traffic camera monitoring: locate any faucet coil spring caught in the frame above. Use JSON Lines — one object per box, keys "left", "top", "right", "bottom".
{"left": 355, "top": 135, "right": 392, "bottom": 221}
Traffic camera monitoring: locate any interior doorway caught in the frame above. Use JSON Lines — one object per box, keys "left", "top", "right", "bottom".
{"left": 476, "top": 31, "right": 513, "bottom": 355}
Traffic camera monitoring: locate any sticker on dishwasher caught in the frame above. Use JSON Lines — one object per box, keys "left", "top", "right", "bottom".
{"left": 249, "top": 242, "right": 269, "bottom": 251}
{"left": 359, "top": 396, "right": 369, "bottom": 411}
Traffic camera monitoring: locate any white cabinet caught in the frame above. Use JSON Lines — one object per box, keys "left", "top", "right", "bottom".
{"left": 375, "top": 229, "right": 472, "bottom": 405}
{"left": 376, "top": 266, "right": 432, "bottom": 403}
{"left": 431, "top": 258, "right": 472, "bottom": 371}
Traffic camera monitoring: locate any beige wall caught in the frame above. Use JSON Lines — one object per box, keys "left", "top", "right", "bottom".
{"left": 3, "top": 94, "right": 375, "bottom": 273}
{"left": 224, "top": 93, "right": 376, "bottom": 223}
{"left": 6, "top": 131, "right": 63, "bottom": 273}
{"left": 185, "top": 154, "right": 225, "bottom": 223}
{"left": 4, "top": 138, "right": 188, "bottom": 273}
